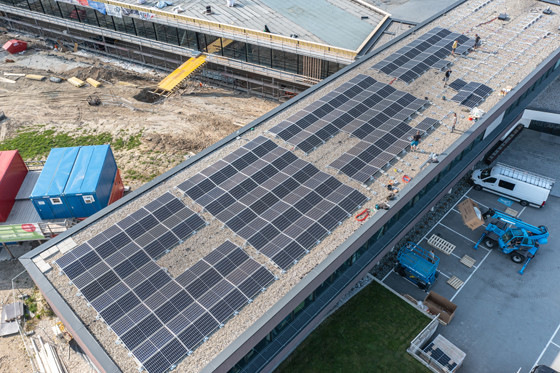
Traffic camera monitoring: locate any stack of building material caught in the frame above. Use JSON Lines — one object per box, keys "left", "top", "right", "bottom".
{"left": 0, "top": 301, "right": 24, "bottom": 337}
{"left": 0, "top": 150, "right": 28, "bottom": 222}
{"left": 31, "top": 336, "right": 68, "bottom": 373}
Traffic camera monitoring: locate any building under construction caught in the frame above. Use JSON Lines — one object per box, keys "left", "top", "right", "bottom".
{"left": 0, "top": 0, "right": 394, "bottom": 98}
{"left": 16, "top": 0, "right": 560, "bottom": 372}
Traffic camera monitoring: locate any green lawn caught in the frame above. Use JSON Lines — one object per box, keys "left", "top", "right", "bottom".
{"left": 275, "top": 281, "right": 430, "bottom": 373}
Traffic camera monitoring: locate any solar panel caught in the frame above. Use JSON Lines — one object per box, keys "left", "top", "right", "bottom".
{"left": 372, "top": 27, "right": 474, "bottom": 81}
{"left": 57, "top": 238, "right": 274, "bottom": 373}
{"left": 450, "top": 82, "right": 493, "bottom": 108}
{"left": 178, "top": 137, "right": 367, "bottom": 270}
{"left": 448, "top": 78, "right": 467, "bottom": 91}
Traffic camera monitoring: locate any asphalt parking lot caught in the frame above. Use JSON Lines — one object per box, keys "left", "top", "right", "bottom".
{"left": 382, "top": 188, "right": 560, "bottom": 373}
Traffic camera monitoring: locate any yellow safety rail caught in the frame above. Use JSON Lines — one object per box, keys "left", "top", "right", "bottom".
{"left": 157, "top": 55, "right": 207, "bottom": 92}
{"left": 95, "top": 0, "right": 359, "bottom": 60}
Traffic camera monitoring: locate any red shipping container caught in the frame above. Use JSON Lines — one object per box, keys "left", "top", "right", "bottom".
{"left": 0, "top": 150, "right": 28, "bottom": 222}
{"left": 108, "top": 169, "right": 124, "bottom": 205}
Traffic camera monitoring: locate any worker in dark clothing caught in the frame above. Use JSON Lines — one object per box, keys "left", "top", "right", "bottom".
{"left": 475, "top": 34, "right": 481, "bottom": 49}
{"left": 443, "top": 68, "right": 452, "bottom": 87}
{"left": 411, "top": 130, "right": 421, "bottom": 150}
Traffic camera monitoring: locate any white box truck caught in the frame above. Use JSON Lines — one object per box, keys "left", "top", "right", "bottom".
{"left": 471, "top": 163, "right": 554, "bottom": 208}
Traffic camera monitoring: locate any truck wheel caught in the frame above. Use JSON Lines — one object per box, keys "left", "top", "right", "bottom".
{"left": 510, "top": 252, "right": 525, "bottom": 264}
{"left": 520, "top": 200, "right": 528, "bottom": 207}
{"left": 484, "top": 239, "right": 497, "bottom": 248}
{"left": 473, "top": 185, "right": 482, "bottom": 191}
{"left": 417, "top": 282, "right": 427, "bottom": 290}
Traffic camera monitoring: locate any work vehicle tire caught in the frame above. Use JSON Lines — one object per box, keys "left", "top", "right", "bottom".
{"left": 510, "top": 252, "right": 525, "bottom": 264}
{"left": 395, "top": 264, "right": 406, "bottom": 277}
{"left": 473, "top": 184, "right": 482, "bottom": 191}
{"left": 484, "top": 239, "right": 497, "bottom": 249}
{"left": 520, "top": 200, "right": 528, "bottom": 207}
{"left": 417, "top": 282, "right": 427, "bottom": 290}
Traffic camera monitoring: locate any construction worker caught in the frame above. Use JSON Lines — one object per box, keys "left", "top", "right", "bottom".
{"left": 451, "top": 40, "right": 458, "bottom": 55}
{"left": 428, "top": 250, "right": 436, "bottom": 263}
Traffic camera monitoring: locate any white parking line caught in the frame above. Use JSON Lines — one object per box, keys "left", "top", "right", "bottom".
{"left": 382, "top": 270, "right": 392, "bottom": 282}
{"left": 439, "top": 223, "right": 480, "bottom": 245}
{"left": 450, "top": 249, "right": 492, "bottom": 302}
{"left": 418, "top": 187, "right": 474, "bottom": 244}
{"left": 551, "top": 341, "right": 560, "bottom": 349}
{"left": 437, "top": 270, "right": 450, "bottom": 279}
{"left": 533, "top": 322, "right": 560, "bottom": 370}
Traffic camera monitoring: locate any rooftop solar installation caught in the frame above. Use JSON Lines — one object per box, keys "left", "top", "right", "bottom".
{"left": 372, "top": 27, "right": 475, "bottom": 83}
{"left": 56, "top": 228, "right": 275, "bottom": 372}
{"left": 450, "top": 82, "right": 493, "bottom": 108}
{"left": 269, "top": 74, "right": 429, "bottom": 155}
{"left": 177, "top": 136, "right": 368, "bottom": 271}
{"left": 329, "top": 115, "right": 439, "bottom": 183}
{"left": 448, "top": 78, "right": 468, "bottom": 91}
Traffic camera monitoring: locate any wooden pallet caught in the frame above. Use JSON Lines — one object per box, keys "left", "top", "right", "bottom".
{"left": 460, "top": 255, "right": 476, "bottom": 268}
{"left": 427, "top": 234, "right": 456, "bottom": 255}
{"left": 505, "top": 207, "right": 518, "bottom": 217}
{"left": 447, "top": 276, "right": 464, "bottom": 289}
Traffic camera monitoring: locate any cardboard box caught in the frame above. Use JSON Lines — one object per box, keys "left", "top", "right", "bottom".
{"left": 424, "top": 291, "right": 457, "bottom": 325}
{"left": 458, "top": 198, "right": 485, "bottom": 230}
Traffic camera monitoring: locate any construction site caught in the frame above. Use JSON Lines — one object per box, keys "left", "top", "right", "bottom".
{"left": 1, "top": 0, "right": 560, "bottom": 373}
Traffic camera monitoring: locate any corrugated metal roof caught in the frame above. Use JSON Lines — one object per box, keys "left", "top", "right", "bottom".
{"left": 64, "top": 145, "right": 113, "bottom": 194}
{"left": 15, "top": 171, "right": 41, "bottom": 200}
{"left": 260, "top": 0, "right": 376, "bottom": 50}
{"left": 0, "top": 150, "right": 17, "bottom": 179}
{"left": 30, "top": 147, "right": 79, "bottom": 197}
{"left": 3, "top": 200, "right": 41, "bottom": 224}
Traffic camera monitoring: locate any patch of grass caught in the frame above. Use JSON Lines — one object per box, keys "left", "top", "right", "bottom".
{"left": 276, "top": 281, "right": 430, "bottom": 373}
{"left": 0, "top": 129, "right": 143, "bottom": 160}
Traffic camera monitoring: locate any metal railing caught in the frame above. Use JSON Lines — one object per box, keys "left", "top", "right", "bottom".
{"left": 99, "top": 0, "right": 362, "bottom": 61}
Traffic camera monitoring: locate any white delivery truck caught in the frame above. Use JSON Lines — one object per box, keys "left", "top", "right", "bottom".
{"left": 471, "top": 163, "right": 554, "bottom": 208}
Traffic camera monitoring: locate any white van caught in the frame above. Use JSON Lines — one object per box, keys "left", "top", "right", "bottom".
{"left": 471, "top": 163, "right": 554, "bottom": 208}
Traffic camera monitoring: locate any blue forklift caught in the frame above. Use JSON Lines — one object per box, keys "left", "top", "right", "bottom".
{"left": 394, "top": 242, "right": 440, "bottom": 291}
{"left": 474, "top": 208, "right": 549, "bottom": 274}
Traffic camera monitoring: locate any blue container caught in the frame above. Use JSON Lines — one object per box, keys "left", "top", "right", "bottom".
{"left": 30, "top": 147, "right": 80, "bottom": 219}
{"left": 63, "top": 145, "right": 117, "bottom": 218}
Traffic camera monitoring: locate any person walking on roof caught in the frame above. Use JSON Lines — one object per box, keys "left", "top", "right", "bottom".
{"left": 411, "top": 130, "right": 421, "bottom": 151}
{"left": 451, "top": 112, "right": 457, "bottom": 133}
{"left": 452, "top": 39, "right": 458, "bottom": 55}
{"left": 475, "top": 34, "right": 481, "bottom": 50}
{"left": 443, "top": 68, "right": 452, "bottom": 87}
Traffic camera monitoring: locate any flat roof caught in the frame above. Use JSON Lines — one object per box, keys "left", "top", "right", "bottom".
{"left": 113, "top": 0, "right": 387, "bottom": 50}
{"left": 22, "top": 1, "right": 560, "bottom": 372}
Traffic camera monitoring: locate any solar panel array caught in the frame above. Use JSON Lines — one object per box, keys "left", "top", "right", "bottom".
{"left": 329, "top": 115, "right": 439, "bottom": 183}
{"left": 177, "top": 136, "right": 368, "bottom": 271}
{"left": 450, "top": 82, "right": 493, "bottom": 108}
{"left": 268, "top": 75, "right": 428, "bottom": 155}
{"left": 372, "top": 27, "right": 475, "bottom": 83}
{"left": 56, "top": 206, "right": 275, "bottom": 373}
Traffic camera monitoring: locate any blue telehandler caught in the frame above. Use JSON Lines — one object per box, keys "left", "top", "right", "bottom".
{"left": 474, "top": 208, "right": 549, "bottom": 274}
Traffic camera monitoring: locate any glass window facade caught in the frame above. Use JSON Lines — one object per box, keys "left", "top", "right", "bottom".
{"left": 0, "top": 0, "right": 345, "bottom": 78}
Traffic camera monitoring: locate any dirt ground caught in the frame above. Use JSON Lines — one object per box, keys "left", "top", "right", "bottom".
{"left": 0, "top": 31, "right": 277, "bottom": 372}
{"left": 0, "top": 32, "right": 278, "bottom": 189}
